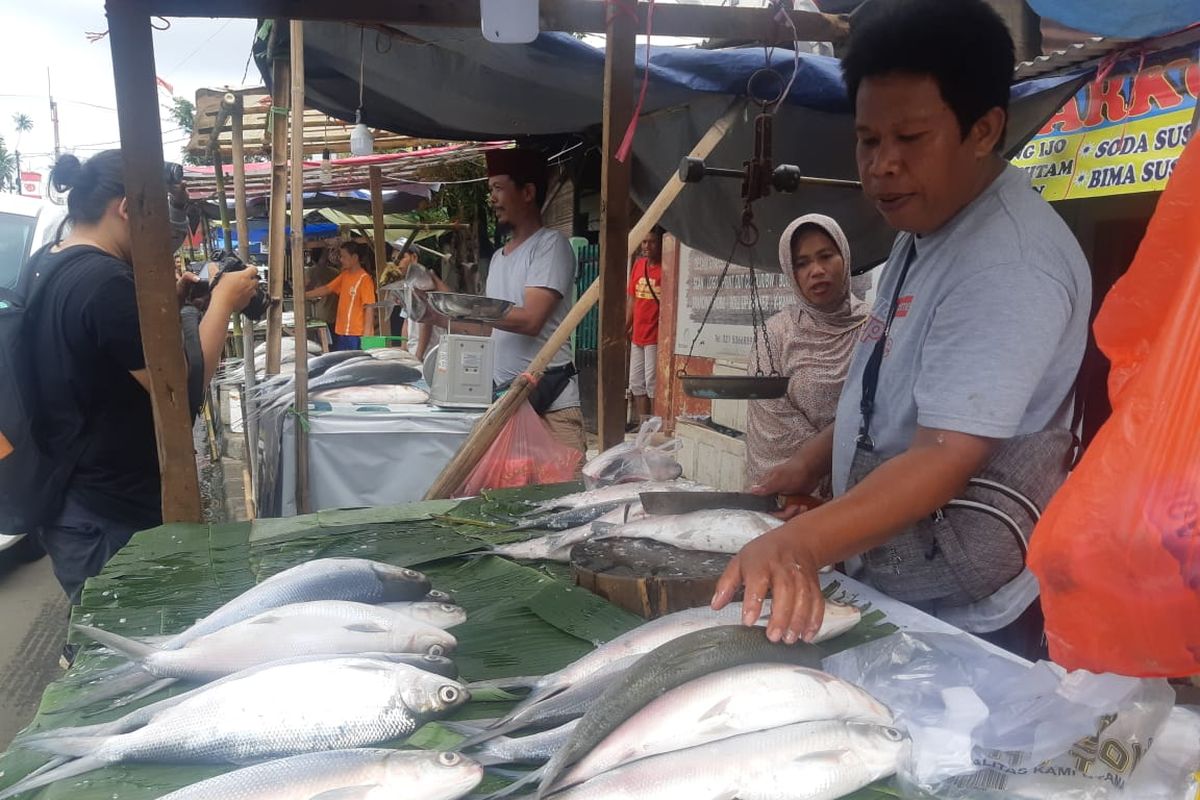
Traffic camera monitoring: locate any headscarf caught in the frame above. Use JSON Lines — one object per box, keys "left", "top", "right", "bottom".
{"left": 744, "top": 214, "right": 869, "bottom": 492}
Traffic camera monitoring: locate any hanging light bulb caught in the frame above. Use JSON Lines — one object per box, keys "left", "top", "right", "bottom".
{"left": 349, "top": 28, "right": 373, "bottom": 156}
{"left": 350, "top": 108, "right": 374, "bottom": 156}
{"left": 321, "top": 147, "right": 333, "bottom": 185}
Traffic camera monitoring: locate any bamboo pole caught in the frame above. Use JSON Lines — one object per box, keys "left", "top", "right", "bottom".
{"left": 212, "top": 97, "right": 243, "bottom": 359}
{"left": 289, "top": 19, "right": 311, "bottom": 515}
{"left": 423, "top": 99, "right": 744, "bottom": 500}
{"left": 230, "top": 95, "right": 258, "bottom": 517}
{"left": 265, "top": 36, "right": 290, "bottom": 376}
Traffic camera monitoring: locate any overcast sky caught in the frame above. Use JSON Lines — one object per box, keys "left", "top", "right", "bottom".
{"left": 0, "top": 2, "right": 257, "bottom": 179}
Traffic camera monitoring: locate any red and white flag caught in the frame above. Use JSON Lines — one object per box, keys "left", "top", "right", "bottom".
{"left": 156, "top": 76, "right": 174, "bottom": 95}
{"left": 19, "top": 171, "right": 41, "bottom": 198}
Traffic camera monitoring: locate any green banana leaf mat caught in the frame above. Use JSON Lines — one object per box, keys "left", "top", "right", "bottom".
{"left": 0, "top": 482, "right": 900, "bottom": 800}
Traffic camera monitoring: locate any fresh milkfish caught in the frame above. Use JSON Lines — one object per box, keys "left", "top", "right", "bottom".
{"left": 492, "top": 503, "right": 644, "bottom": 561}
{"left": 526, "top": 481, "right": 709, "bottom": 514}
{"left": 4, "top": 658, "right": 469, "bottom": 800}
{"left": 591, "top": 508, "right": 782, "bottom": 554}
{"left": 546, "top": 721, "right": 905, "bottom": 800}
{"left": 58, "top": 559, "right": 432, "bottom": 711}
{"left": 446, "top": 720, "right": 579, "bottom": 766}
{"left": 554, "top": 661, "right": 892, "bottom": 791}
{"left": 154, "top": 749, "right": 482, "bottom": 800}
{"left": 535, "top": 626, "right": 827, "bottom": 796}
{"left": 72, "top": 600, "right": 458, "bottom": 682}
{"left": 16, "top": 652, "right": 458, "bottom": 748}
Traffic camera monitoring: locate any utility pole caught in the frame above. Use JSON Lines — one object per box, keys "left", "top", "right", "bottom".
{"left": 48, "top": 68, "right": 61, "bottom": 159}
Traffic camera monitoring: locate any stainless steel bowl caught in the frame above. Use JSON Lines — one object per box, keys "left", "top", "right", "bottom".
{"left": 427, "top": 292, "right": 515, "bottom": 321}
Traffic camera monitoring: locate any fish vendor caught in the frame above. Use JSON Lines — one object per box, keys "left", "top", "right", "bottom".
{"left": 714, "top": 0, "right": 1092, "bottom": 661}
{"left": 484, "top": 149, "right": 587, "bottom": 454}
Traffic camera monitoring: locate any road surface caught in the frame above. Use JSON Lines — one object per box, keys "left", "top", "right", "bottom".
{"left": 0, "top": 554, "right": 69, "bottom": 749}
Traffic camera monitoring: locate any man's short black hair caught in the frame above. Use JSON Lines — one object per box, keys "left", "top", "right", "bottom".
{"left": 841, "top": 0, "right": 1015, "bottom": 151}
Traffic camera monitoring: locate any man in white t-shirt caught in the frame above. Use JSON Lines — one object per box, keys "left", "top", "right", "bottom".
{"left": 482, "top": 149, "right": 585, "bottom": 454}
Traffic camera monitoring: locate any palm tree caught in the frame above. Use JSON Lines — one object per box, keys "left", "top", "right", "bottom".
{"left": 0, "top": 137, "right": 15, "bottom": 193}
{"left": 11, "top": 113, "right": 32, "bottom": 193}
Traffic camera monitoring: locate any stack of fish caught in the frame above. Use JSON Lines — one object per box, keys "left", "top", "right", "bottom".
{"left": 490, "top": 481, "right": 784, "bottom": 563}
{"left": 453, "top": 609, "right": 903, "bottom": 800}
{"left": 2, "top": 557, "right": 484, "bottom": 800}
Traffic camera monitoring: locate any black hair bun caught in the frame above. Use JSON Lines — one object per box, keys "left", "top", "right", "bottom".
{"left": 50, "top": 154, "right": 84, "bottom": 193}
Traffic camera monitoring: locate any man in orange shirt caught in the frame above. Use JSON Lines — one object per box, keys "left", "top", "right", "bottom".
{"left": 625, "top": 226, "right": 664, "bottom": 422}
{"left": 306, "top": 240, "right": 377, "bottom": 350}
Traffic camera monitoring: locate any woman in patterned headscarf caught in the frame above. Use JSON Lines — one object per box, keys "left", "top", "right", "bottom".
{"left": 744, "top": 214, "right": 868, "bottom": 495}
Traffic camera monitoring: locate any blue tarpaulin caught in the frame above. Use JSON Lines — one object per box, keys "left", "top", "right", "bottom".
{"left": 263, "top": 25, "right": 1089, "bottom": 268}
{"left": 1028, "top": 1, "right": 1200, "bottom": 39}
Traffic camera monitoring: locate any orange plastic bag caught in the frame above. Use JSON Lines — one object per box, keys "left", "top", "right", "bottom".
{"left": 454, "top": 400, "right": 583, "bottom": 497}
{"left": 1029, "top": 136, "right": 1200, "bottom": 677}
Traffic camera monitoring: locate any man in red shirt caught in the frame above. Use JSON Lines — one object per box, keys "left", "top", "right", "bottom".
{"left": 625, "top": 226, "right": 664, "bottom": 422}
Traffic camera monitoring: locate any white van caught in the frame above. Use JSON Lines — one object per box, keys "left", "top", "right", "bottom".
{"left": 0, "top": 194, "right": 67, "bottom": 562}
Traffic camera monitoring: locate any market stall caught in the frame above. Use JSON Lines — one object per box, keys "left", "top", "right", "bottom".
{"left": 1, "top": 481, "right": 1196, "bottom": 800}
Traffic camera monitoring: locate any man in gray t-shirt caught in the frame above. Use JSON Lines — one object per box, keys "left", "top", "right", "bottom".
{"left": 481, "top": 149, "right": 585, "bottom": 454}
{"left": 711, "top": 0, "right": 1092, "bottom": 661}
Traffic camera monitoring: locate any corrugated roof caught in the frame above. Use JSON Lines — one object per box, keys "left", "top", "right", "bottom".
{"left": 1015, "top": 26, "right": 1200, "bottom": 80}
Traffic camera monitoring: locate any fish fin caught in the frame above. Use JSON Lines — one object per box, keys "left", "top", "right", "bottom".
{"left": 0, "top": 756, "right": 105, "bottom": 800}
{"left": 697, "top": 696, "right": 733, "bottom": 723}
{"left": 439, "top": 719, "right": 496, "bottom": 738}
{"left": 344, "top": 622, "right": 389, "bottom": 634}
{"left": 308, "top": 786, "right": 378, "bottom": 800}
{"left": 109, "top": 677, "right": 178, "bottom": 708}
{"left": 21, "top": 734, "right": 106, "bottom": 758}
{"left": 70, "top": 624, "right": 159, "bottom": 663}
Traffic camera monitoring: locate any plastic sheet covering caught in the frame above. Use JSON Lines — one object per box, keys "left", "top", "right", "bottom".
{"left": 1028, "top": 135, "right": 1200, "bottom": 677}
{"left": 275, "top": 401, "right": 480, "bottom": 515}
{"left": 825, "top": 632, "right": 1194, "bottom": 800}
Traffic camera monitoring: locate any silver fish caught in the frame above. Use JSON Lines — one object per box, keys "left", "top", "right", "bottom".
{"left": 548, "top": 721, "right": 906, "bottom": 800}
{"left": 375, "top": 601, "right": 467, "bottom": 629}
{"left": 154, "top": 749, "right": 482, "bottom": 800}
{"left": 591, "top": 508, "right": 782, "bottom": 554}
{"left": 5, "top": 658, "right": 468, "bottom": 800}
{"left": 17, "top": 652, "right": 459, "bottom": 747}
{"left": 73, "top": 600, "right": 458, "bottom": 682}
{"left": 515, "top": 601, "right": 859, "bottom": 712}
{"left": 556, "top": 664, "right": 893, "bottom": 789}
{"left": 527, "top": 481, "right": 707, "bottom": 513}
{"left": 61, "top": 559, "right": 432, "bottom": 710}
{"left": 493, "top": 504, "right": 644, "bottom": 562}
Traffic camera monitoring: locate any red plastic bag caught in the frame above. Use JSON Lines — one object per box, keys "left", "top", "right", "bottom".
{"left": 1029, "top": 135, "right": 1200, "bottom": 677}
{"left": 454, "top": 400, "right": 583, "bottom": 497}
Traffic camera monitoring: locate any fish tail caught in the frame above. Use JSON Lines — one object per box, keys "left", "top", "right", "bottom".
{"left": 110, "top": 676, "right": 178, "bottom": 707}
{"left": 475, "top": 765, "right": 546, "bottom": 800}
{"left": 21, "top": 734, "right": 106, "bottom": 758}
{"left": 72, "top": 624, "right": 160, "bottom": 663}
{"left": 47, "top": 668, "right": 159, "bottom": 713}
{"left": 465, "top": 675, "right": 539, "bottom": 692}
{"left": 0, "top": 755, "right": 104, "bottom": 800}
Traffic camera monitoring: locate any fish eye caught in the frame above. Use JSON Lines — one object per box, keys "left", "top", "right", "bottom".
{"left": 438, "top": 751, "right": 461, "bottom": 766}
{"left": 401, "top": 568, "right": 421, "bottom": 579}
{"left": 438, "top": 685, "right": 461, "bottom": 704}
{"left": 423, "top": 653, "right": 443, "bottom": 663}
{"left": 883, "top": 727, "right": 905, "bottom": 741}
{"left": 440, "top": 604, "right": 459, "bottom": 613}
{"left": 428, "top": 644, "right": 445, "bottom": 657}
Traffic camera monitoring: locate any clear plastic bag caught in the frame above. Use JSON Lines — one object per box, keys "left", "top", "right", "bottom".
{"left": 582, "top": 417, "right": 683, "bottom": 488}
{"left": 454, "top": 400, "right": 583, "bottom": 497}
{"left": 824, "top": 632, "right": 1187, "bottom": 799}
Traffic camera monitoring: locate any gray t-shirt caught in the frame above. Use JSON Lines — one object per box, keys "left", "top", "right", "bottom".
{"left": 832, "top": 164, "right": 1092, "bottom": 494}
{"left": 486, "top": 226, "right": 580, "bottom": 412}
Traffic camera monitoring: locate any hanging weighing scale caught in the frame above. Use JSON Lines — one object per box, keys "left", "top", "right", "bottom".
{"left": 426, "top": 291, "right": 513, "bottom": 409}
{"left": 678, "top": 66, "right": 861, "bottom": 400}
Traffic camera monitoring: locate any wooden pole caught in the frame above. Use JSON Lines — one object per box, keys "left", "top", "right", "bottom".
{"left": 211, "top": 99, "right": 243, "bottom": 359}
{"left": 265, "top": 40, "right": 290, "bottom": 376}
{"left": 424, "top": 99, "right": 744, "bottom": 500}
{"left": 597, "top": 4, "right": 637, "bottom": 450}
{"left": 230, "top": 95, "right": 259, "bottom": 517}
{"left": 105, "top": 0, "right": 202, "bottom": 522}
{"left": 369, "top": 166, "right": 387, "bottom": 282}
{"left": 289, "top": 19, "right": 311, "bottom": 515}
